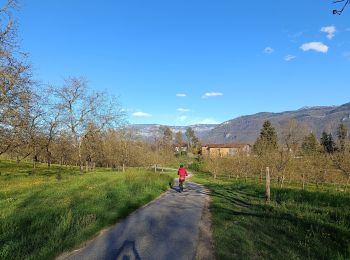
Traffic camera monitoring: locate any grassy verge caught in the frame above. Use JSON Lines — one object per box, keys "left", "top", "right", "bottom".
{"left": 0, "top": 161, "right": 174, "bottom": 260}
{"left": 192, "top": 172, "right": 350, "bottom": 260}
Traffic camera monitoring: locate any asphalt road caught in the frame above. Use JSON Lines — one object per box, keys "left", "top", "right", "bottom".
{"left": 57, "top": 181, "right": 211, "bottom": 260}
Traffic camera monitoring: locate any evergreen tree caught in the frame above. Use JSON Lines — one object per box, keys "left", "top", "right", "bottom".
{"left": 320, "top": 131, "right": 336, "bottom": 153}
{"left": 301, "top": 132, "right": 319, "bottom": 155}
{"left": 253, "top": 120, "right": 278, "bottom": 155}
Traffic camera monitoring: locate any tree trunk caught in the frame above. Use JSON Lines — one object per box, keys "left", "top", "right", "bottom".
{"left": 279, "top": 175, "right": 285, "bottom": 188}
{"left": 265, "top": 167, "right": 271, "bottom": 203}
{"left": 32, "top": 157, "right": 36, "bottom": 169}
{"left": 346, "top": 174, "right": 350, "bottom": 192}
{"left": 78, "top": 140, "right": 83, "bottom": 172}
{"left": 47, "top": 157, "right": 51, "bottom": 168}
{"left": 46, "top": 143, "right": 52, "bottom": 168}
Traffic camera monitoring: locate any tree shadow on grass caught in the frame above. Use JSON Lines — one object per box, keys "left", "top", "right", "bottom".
{"left": 207, "top": 182, "right": 350, "bottom": 260}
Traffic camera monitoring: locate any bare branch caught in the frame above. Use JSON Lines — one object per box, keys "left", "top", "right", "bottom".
{"left": 333, "top": 0, "right": 350, "bottom": 15}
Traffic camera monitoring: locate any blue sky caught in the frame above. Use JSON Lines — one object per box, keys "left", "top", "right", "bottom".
{"left": 16, "top": 0, "right": 350, "bottom": 125}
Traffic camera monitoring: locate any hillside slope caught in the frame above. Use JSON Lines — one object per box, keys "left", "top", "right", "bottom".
{"left": 204, "top": 103, "right": 350, "bottom": 144}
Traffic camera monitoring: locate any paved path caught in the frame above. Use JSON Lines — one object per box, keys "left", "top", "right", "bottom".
{"left": 57, "top": 181, "right": 212, "bottom": 260}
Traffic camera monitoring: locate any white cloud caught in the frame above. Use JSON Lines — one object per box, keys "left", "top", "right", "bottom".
{"left": 300, "top": 42, "right": 329, "bottom": 53}
{"left": 177, "top": 108, "right": 190, "bottom": 113}
{"left": 284, "top": 55, "right": 296, "bottom": 61}
{"left": 264, "top": 47, "right": 274, "bottom": 54}
{"left": 344, "top": 52, "right": 350, "bottom": 61}
{"left": 176, "top": 93, "right": 187, "bottom": 97}
{"left": 132, "top": 111, "right": 151, "bottom": 117}
{"left": 321, "top": 26, "right": 336, "bottom": 39}
{"left": 202, "top": 92, "right": 223, "bottom": 98}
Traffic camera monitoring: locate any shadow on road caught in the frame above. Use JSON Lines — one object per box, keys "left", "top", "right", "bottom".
{"left": 115, "top": 240, "right": 141, "bottom": 260}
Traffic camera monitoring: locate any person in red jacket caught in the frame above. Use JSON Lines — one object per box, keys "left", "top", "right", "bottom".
{"left": 178, "top": 164, "right": 188, "bottom": 192}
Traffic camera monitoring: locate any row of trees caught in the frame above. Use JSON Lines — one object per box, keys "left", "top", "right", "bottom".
{"left": 158, "top": 126, "right": 201, "bottom": 154}
{"left": 202, "top": 120, "right": 350, "bottom": 191}
{"left": 0, "top": 1, "right": 153, "bottom": 171}
{"left": 1, "top": 75, "right": 128, "bottom": 170}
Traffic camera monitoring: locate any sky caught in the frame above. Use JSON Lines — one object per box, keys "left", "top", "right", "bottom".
{"left": 13, "top": 0, "right": 350, "bottom": 125}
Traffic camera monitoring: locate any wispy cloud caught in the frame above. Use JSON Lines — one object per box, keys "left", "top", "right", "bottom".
{"left": 132, "top": 111, "right": 152, "bottom": 117}
{"left": 177, "top": 108, "right": 190, "bottom": 113}
{"left": 300, "top": 42, "right": 329, "bottom": 53}
{"left": 176, "top": 93, "right": 187, "bottom": 97}
{"left": 321, "top": 26, "right": 336, "bottom": 39}
{"left": 264, "top": 47, "right": 274, "bottom": 54}
{"left": 202, "top": 92, "right": 223, "bottom": 98}
{"left": 284, "top": 55, "right": 296, "bottom": 61}
{"left": 344, "top": 52, "right": 350, "bottom": 61}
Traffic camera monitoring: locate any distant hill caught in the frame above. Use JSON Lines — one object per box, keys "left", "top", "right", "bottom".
{"left": 125, "top": 124, "right": 218, "bottom": 142}
{"left": 127, "top": 103, "right": 350, "bottom": 144}
{"left": 204, "top": 103, "right": 350, "bottom": 144}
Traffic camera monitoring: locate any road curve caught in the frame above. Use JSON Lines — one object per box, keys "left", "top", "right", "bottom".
{"left": 57, "top": 181, "right": 212, "bottom": 260}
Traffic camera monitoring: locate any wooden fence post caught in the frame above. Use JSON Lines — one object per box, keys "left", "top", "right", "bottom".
{"left": 265, "top": 167, "right": 271, "bottom": 203}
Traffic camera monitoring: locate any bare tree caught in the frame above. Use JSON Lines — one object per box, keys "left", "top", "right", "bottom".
{"left": 42, "top": 88, "right": 62, "bottom": 168}
{"left": 54, "top": 77, "right": 125, "bottom": 171}
{"left": 280, "top": 119, "right": 307, "bottom": 152}
{"left": 0, "top": 0, "right": 32, "bottom": 156}
{"left": 331, "top": 143, "right": 350, "bottom": 191}
{"left": 333, "top": 0, "right": 350, "bottom": 15}
{"left": 82, "top": 123, "right": 103, "bottom": 171}
{"left": 273, "top": 120, "right": 308, "bottom": 187}
{"left": 52, "top": 132, "right": 75, "bottom": 166}
{"left": 175, "top": 131, "right": 183, "bottom": 146}
{"left": 116, "top": 128, "right": 134, "bottom": 172}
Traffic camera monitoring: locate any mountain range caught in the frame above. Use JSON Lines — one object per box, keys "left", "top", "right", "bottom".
{"left": 128, "top": 102, "right": 350, "bottom": 144}
{"left": 124, "top": 124, "right": 217, "bottom": 142}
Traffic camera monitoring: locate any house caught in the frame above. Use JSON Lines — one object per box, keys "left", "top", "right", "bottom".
{"left": 201, "top": 144, "right": 251, "bottom": 157}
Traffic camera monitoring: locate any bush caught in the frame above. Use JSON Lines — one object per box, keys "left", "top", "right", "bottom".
{"left": 188, "top": 160, "right": 203, "bottom": 172}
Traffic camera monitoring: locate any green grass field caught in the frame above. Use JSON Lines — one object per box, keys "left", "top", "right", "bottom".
{"left": 192, "top": 172, "right": 350, "bottom": 260}
{"left": 0, "top": 161, "right": 174, "bottom": 260}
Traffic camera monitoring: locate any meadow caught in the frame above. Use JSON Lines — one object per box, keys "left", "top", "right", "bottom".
{"left": 192, "top": 172, "right": 350, "bottom": 260}
{"left": 0, "top": 161, "right": 174, "bottom": 260}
